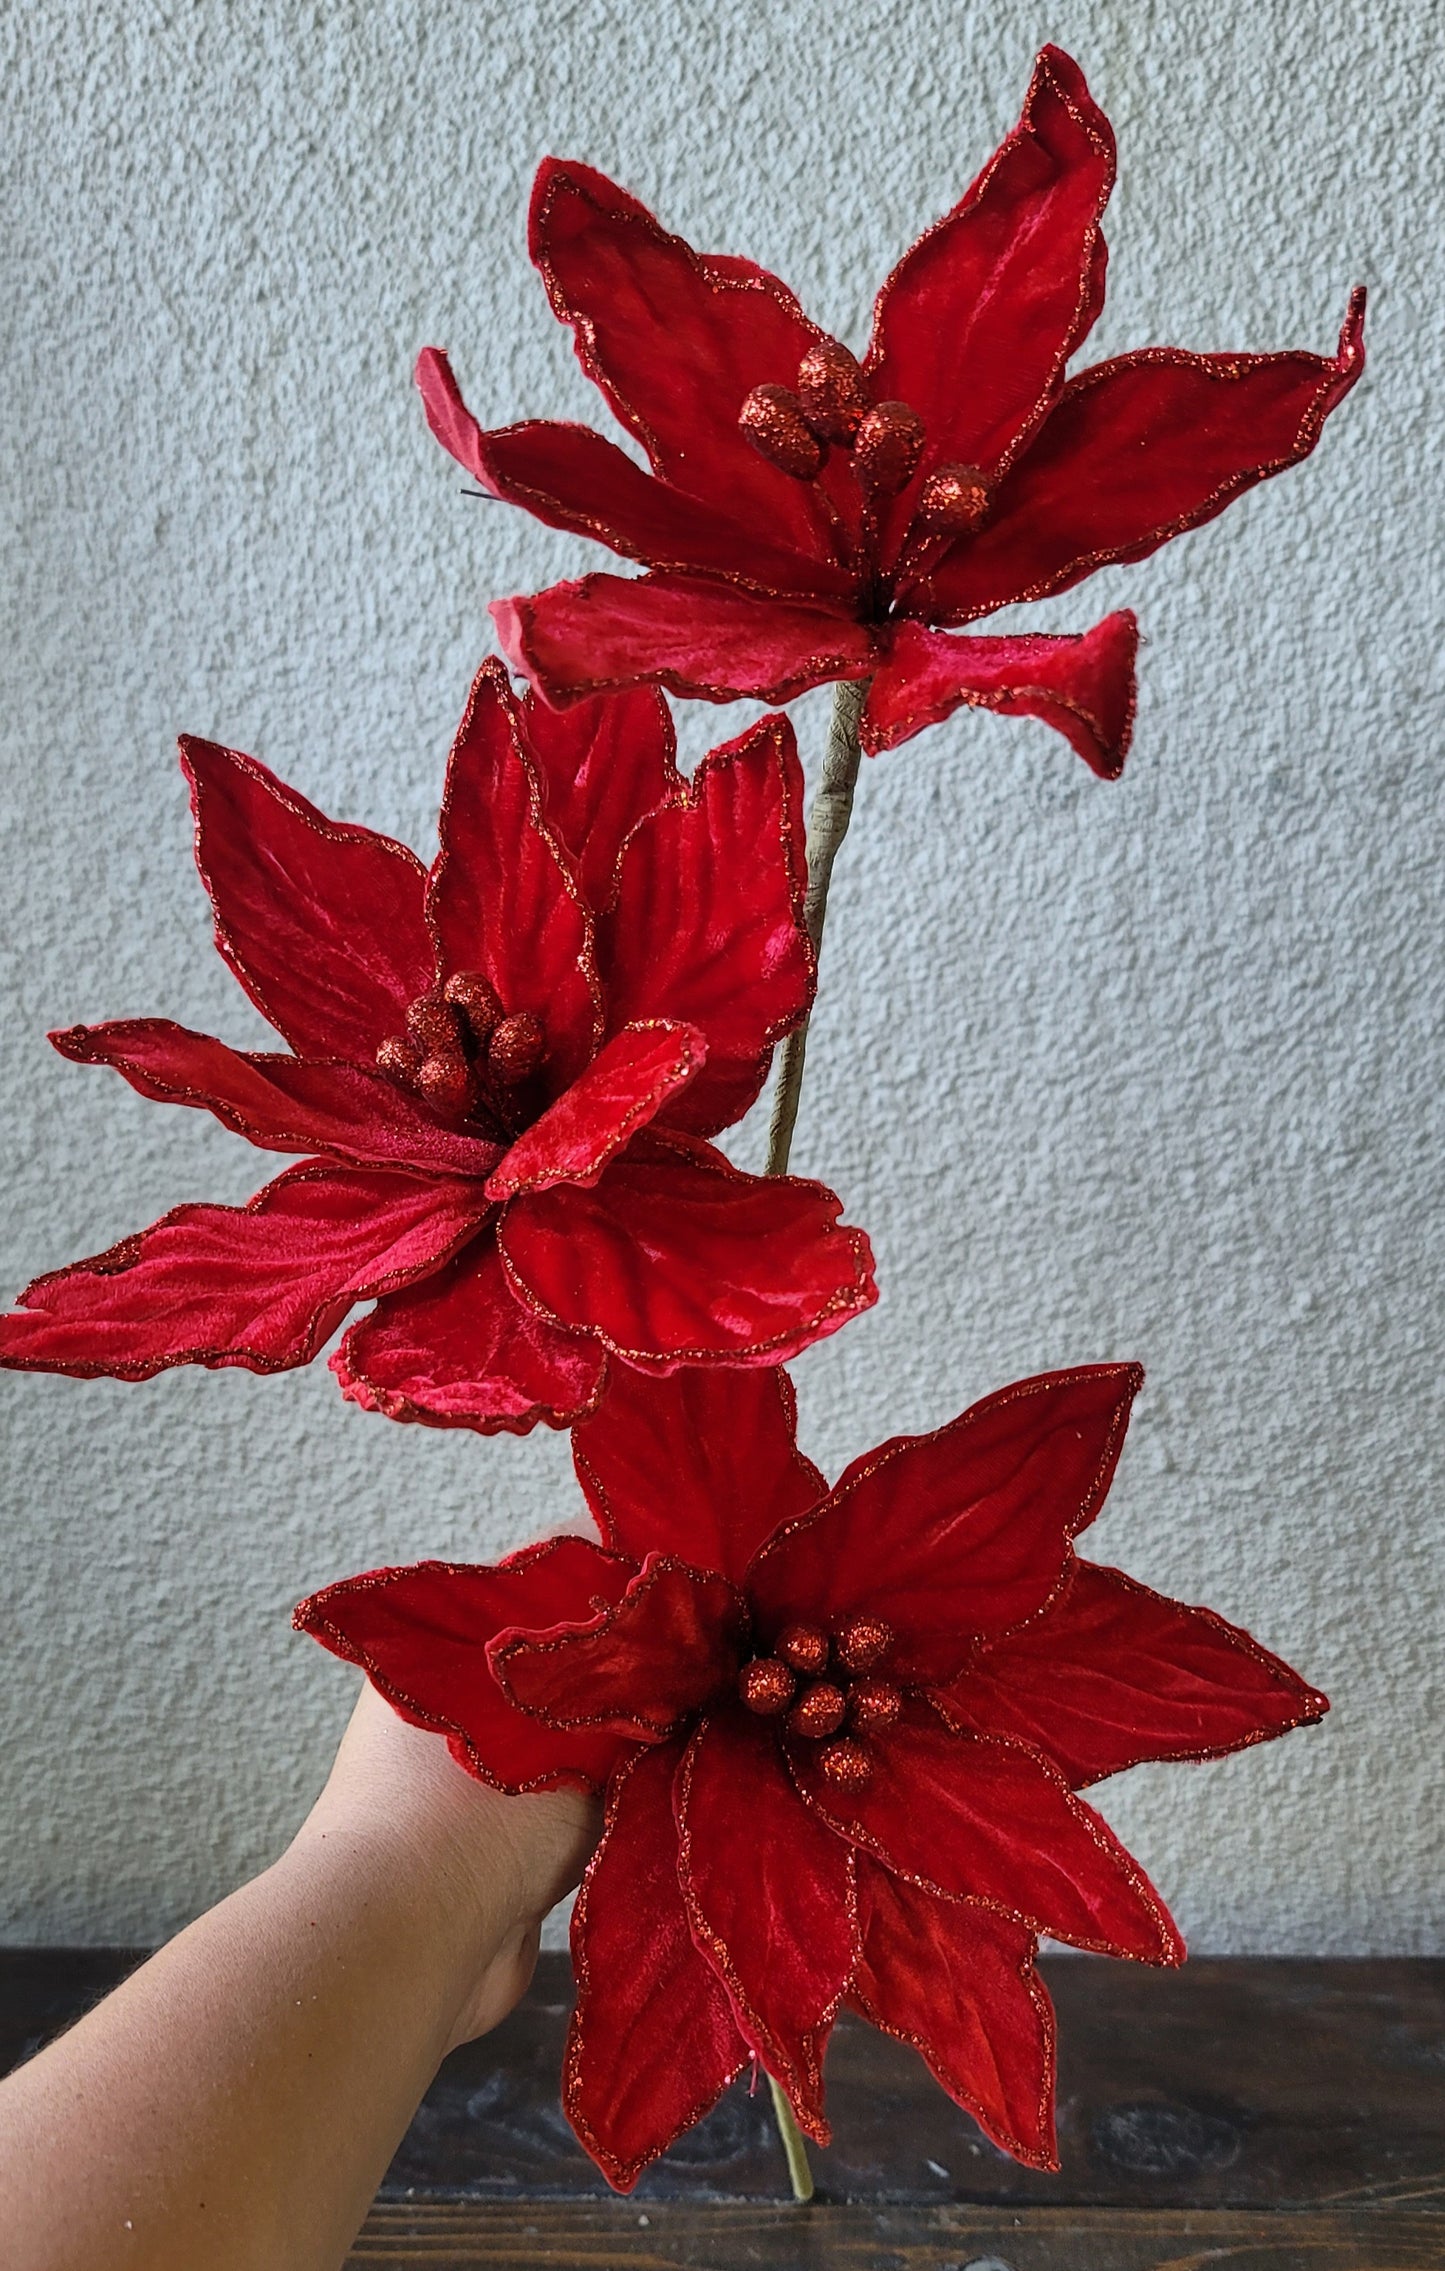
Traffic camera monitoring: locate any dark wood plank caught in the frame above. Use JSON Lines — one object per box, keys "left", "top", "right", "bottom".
{"left": 3, "top": 1950, "right": 1441, "bottom": 2212}
{"left": 347, "top": 2202, "right": 1445, "bottom": 2269}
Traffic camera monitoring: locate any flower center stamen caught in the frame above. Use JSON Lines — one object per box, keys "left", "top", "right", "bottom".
{"left": 739, "top": 1612, "right": 900, "bottom": 1787}
{"left": 375, "top": 974, "right": 549, "bottom": 1129}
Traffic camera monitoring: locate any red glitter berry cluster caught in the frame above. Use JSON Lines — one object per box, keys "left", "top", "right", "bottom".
{"left": 376, "top": 971, "right": 547, "bottom": 1130}
{"left": 738, "top": 1610, "right": 902, "bottom": 1787}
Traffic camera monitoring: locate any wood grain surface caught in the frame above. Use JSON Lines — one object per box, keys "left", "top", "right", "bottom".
{"left": 3, "top": 1950, "right": 1440, "bottom": 2269}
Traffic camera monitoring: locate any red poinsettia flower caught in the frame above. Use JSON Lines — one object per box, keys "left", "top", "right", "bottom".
{"left": 295, "top": 1360, "right": 1325, "bottom": 2184}
{"left": 0, "top": 665, "right": 874, "bottom": 1431}
{"left": 417, "top": 45, "right": 1364, "bottom": 781}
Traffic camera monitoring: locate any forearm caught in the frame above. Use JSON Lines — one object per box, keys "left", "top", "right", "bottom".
{"left": 0, "top": 1691, "right": 594, "bottom": 2271}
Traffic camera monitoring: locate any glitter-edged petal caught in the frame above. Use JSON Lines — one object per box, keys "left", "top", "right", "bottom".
{"left": 565, "top": 1740, "right": 747, "bottom": 2192}
{"left": 518, "top": 684, "right": 683, "bottom": 913}
{"left": 294, "top": 1538, "right": 638, "bottom": 1793}
{"left": 498, "top": 1131, "right": 876, "bottom": 1370}
{"left": 864, "top": 613, "right": 1138, "bottom": 779}
{"left": 331, "top": 1225, "right": 605, "bottom": 1435}
{"left": 486, "top": 1023, "right": 706, "bottom": 1201}
{"left": 0, "top": 1162, "right": 489, "bottom": 1380}
{"left": 181, "top": 737, "right": 434, "bottom": 1064}
{"left": 601, "top": 713, "right": 813, "bottom": 1136}
{"left": 491, "top": 1555, "right": 746, "bottom": 1738}
{"left": 940, "top": 1559, "right": 1329, "bottom": 1787}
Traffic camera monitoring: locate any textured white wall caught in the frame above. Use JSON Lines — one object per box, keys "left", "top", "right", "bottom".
{"left": 1, "top": 0, "right": 1439, "bottom": 1956}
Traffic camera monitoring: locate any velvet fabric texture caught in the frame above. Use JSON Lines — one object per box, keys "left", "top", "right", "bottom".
{"left": 295, "top": 1360, "right": 1326, "bottom": 2187}
{"left": 0, "top": 666, "right": 876, "bottom": 1430}
{"left": 417, "top": 45, "right": 1364, "bottom": 778}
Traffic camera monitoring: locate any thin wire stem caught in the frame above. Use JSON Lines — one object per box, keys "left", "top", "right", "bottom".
{"left": 765, "top": 677, "right": 870, "bottom": 1177}
{"left": 767, "top": 2074, "right": 816, "bottom": 2203}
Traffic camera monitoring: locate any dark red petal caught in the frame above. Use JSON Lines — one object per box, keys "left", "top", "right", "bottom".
{"left": 565, "top": 1739, "right": 747, "bottom": 2191}
{"left": 294, "top": 1537, "right": 637, "bottom": 1792}
{"left": 180, "top": 737, "right": 433, "bottom": 1064}
{"left": 519, "top": 684, "right": 683, "bottom": 913}
{"left": 52, "top": 1019, "right": 504, "bottom": 1179}
{"left": 573, "top": 1364, "right": 826, "bottom": 1585}
{"left": 491, "top": 1555, "right": 747, "bottom": 1738}
{"left": 330, "top": 1224, "right": 605, "bottom": 1435}
{"left": 601, "top": 713, "right": 813, "bottom": 1137}
{"left": 677, "top": 1709, "right": 857, "bottom": 2134}
{"left": 0, "top": 1162, "right": 489, "bottom": 1380}
{"left": 486, "top": 1023, "right": 707, "bottom": 1201}
{"left": 528, "top": 159, "right": 837, "bottom": 563}
{"left": 749, "top": 1365, "right": 1142, "bottom": 1685}
{"left": 941, "top": 1560, "right": 1329, "bottom": 1787}
{"left": 917, "top": 291, "right": 1367, "bottom": 623}
{"left": 426, "top": 660, "right": 603, "bottom": 1088}
{"left": 498, "top": 1131, "right": 876, "bottom": 1368}
{"left": 791, "top": 1700, "right": 1183, "bottom": 1964}
{"left": 867, "top": 47, "right": 1115, "bottom": 492}
{"left": 851, "top": 1858, "right": 1057, "bottom": 2169}
{"left": 492, "top": 573, "right": 876, "bottom": 710}
{"left": 421, "top": 391, "right": 849, "bottom": 598}
{"left": 863, "top": 613, "right": 1138, "bottom": 780}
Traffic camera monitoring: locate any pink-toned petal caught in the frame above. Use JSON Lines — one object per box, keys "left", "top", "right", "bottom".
{"left": 851, "top": 1859, "right": 1058, "bottom": 2169}
{"left": 294, "top": 1537, "right": 637, "bottom": 1792}
{"left": 573, "top": 1365, "right": 827, "bottom": 1585}
{"left": 917, "top": 291, "right": 1367, "bottom": 623}
{"left": 485, "top": 1023, "right": 706, "bottom": 1201}
{"left": 676, "top": 1709, "right": 857, "bottom": 2135}
{"left": 528, "top": 158, "right": 838, "bottom": 562}
{"left": 942, "top": 1560, "right": 1328, "bottom": 1787}
{"left": 863, "top": 613, "right": 1138, "bottom": 780}
{"left": 416, "top": 367, "right": 847, "bottom": 597}
{"left": 493, "top": 572, "right": 876, "bottom": 710}
{"left": 427, "top": 660, "right": 603, "bottom": 1089}
{"left": 519, "top": 684, "right": 683, "bottom": 913}
{"left": 331, "top": 1225, "right": 605, "bottom": 1435}
{"left": 498, "top": 1131, "right": 876, "bottom": 1369}
{"left": 180, "top": 737, "right": 434, "bottom": 1064}
{"left": 601, "top": 713, "right": 812, "bottom": 1137}
{"left": 52, "top": 1020, "right": 503, "bottom": 1179}
{"left": 491, "top": 1555, "right": 747, "bottom": 1738}
{"left": 748, "top": 1365, "right": 1143, "bottom": 1685}
{"left": 565, "top": 1739, "right": 747, "bottom": 2192}
{"left": 0, "top": 1162, "right": 489, "bottom": 1380}
{"left": 867, "top": 45, "right": 1115, "bottom": 561}
{"left": 791, "top": 1700, "right": 1184, "bottom": 1965}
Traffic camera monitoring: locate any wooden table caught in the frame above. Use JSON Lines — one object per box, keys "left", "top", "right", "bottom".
{"left": 4, "top": 1950, "right": 1440, "bottom": 2268}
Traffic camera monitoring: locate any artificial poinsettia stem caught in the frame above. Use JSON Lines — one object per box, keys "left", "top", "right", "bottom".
{"left": 765, "top": 677, "right": 870, "bottom": 1175}
{"left": 767, "top": 2073, "right": 816, "bottom": 2202}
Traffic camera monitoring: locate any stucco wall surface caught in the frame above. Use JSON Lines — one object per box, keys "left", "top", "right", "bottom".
{"left": 0, "top": 0, "right": 1439, "bottom": 1954}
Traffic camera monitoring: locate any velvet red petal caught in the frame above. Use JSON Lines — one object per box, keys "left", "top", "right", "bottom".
{"left": 429, "top": 398, "right": 847, "bottom": 597}
{"left": 565, "top": 1739, "right": 747, "bottom": 2192}
{"left": 850, "top": 1859, "right": 1057, "bottom": 2170}
{"left": 294, "top": 1538, "right": 637, "bottom": 1792}
{"left": 573, "top": 1365, "right": 827, "bottom": 1585}
{"left": 867, "top": 47, "right": 1115, "bottom": 521}
{"left": 498, "top": 1131, "right": 876, "bottom": 1368}
{"left": 52, "top": 1020, "right": 504, "bottom": 1180}
{"left": 486, "top": 1023, "right": 706, "bottom": 1201}
{"left": 791, "top": 1700, "right": 1183, "bottom": 1965}
{"left": 330, "top": 1224, "right": 605, "bottom": 1435}
{"left": 942, "top": 1559, "right": 1329, "bottom": 1787}
{"left": 863, "top": 613, "right": 1138, "bottom": 780}
{"left": 0, "top": 1161, "right": 488, "bottom": 1380}
{"left": 748, "top": 1365, "right": 1142, "bottom": 1686}
{"left": 180, "top": 737, "right": 433, "bottom": 1064}
{"left": 492, "top": 573, "right": 875, "bottom": 710}
{"left": 917, "top": 291, "right": 1367, "bottom": 624}
{"left": 601, "top": 714, "right": 812, "bottom": 1137}
{"left": 676, "top": 1709, "right": 857, "bottom": 2135}
{"left": 426, "top": 659, "right": 602, "bottom": 1089}
{"left": 528, "top": 158, "right": 835, "bottom": 564}
{"left": 518, "top": 684, "right": 682, "bottom": 913}
{"left": 491, "top": 1556, "right": 746, "bottom": 1738}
